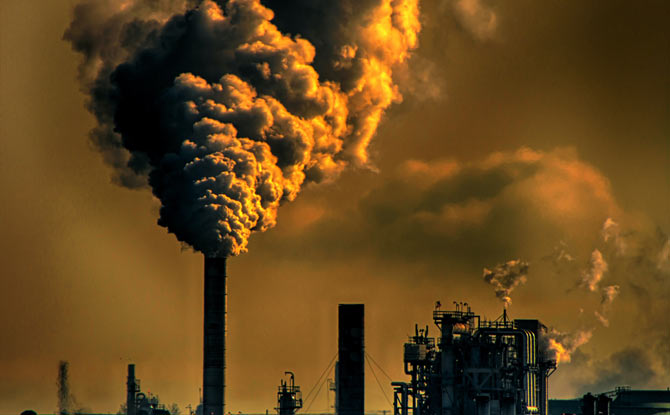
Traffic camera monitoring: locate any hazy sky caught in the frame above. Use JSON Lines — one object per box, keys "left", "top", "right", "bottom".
{"left": 1, "top": 0, "right": 669, "bottom": 413}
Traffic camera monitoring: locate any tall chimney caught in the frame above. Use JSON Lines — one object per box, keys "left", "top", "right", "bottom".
{"left": 336, "top": 304, "right": 364, "bottom": 415}
{"left": 204, "top": 256, "right": 227, "bottom": 415}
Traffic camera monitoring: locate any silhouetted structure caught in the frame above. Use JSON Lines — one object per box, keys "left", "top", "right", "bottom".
{"left": 276, "top": 372, "right": 303, "bottom": 415}
{"left": 392, "top": 304, "right": 556, "bottom": 415}
{"left": 337, "top": 304, "right": 365, "bottom": 415}
{"left": 550, "top": 387, "right": 670, "bottom": 415}
{"left": 127, "top": 364, "right": 139, "bottom": 415}
{"left": 125, "top": 364, "right": 171, "bottom": 415}
{"left": 204, "top": 256, "right": 227, "bottom": 415}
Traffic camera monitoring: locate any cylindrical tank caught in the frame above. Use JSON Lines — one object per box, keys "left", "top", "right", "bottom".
{"left": 596, "top": 394, "right": 611, "bottom": 415}
{"left": 203, "top": 256, "right": 227, "bottom": 415}
{"left": 582, "top": 393, "right": 597, "bottom": 415}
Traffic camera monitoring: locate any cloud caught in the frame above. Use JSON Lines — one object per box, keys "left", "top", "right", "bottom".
{"left": 601, "top": 217, "right": 626, "bottom": 255}
{"left": 575, "top": 348, "right": 660, "bottom": 393}
{"left": 288, "top": 147, "right": 620, "bottom": 267}
{"left": 452, "top": 0, "right": 497, "bottom": 40}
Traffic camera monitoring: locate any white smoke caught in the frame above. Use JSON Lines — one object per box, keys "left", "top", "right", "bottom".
{"left": 580, "top": 249, "right": 608, "bottom": 292}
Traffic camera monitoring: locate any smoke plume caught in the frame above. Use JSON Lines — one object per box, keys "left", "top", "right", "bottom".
{"left": 482, "top": 259, "right": 528, "bottom": 308}
{"left": 541, "top": 329, "right": 592, "bottom": 365}
{"left": 65, "top": 0, "right": 420, "bottom": 257}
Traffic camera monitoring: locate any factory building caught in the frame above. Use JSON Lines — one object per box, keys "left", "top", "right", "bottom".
{"left": 126, "top": 364, "right": 172, "bottom": 415}
{"left": 392, "top": 304, "right": 556, "bottom": 415}
{"left": 549, "top": 387, "right": 670, "bottom": 415}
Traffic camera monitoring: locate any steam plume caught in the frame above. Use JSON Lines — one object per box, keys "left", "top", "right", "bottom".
{"left": 600, "top": 285, "right": 619, "bottom": 305}
{"left": 482, "top": 259, "right": 528, "bottom": 308}
{"left": 596, "top": 284, "right": 620, "bottom": 327}
{"left": 601, "top": 217, "right": 626, "bottom": 254}
{"left": 580, "top": 249, "right": 607, "bottom": 292}
{"left": 65, "top": 0, "right": 420, "bottom": 257}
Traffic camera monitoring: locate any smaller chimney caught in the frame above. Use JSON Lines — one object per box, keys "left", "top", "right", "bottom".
{"left": 127, "top": 364, "right": 137, "bottom": 415}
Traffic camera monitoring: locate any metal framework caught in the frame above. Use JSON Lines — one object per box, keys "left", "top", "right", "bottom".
{"left": 393, "top": 305, "right": 556, "bottom": 415}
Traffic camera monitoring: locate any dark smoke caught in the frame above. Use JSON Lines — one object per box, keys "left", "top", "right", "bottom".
{"left": 576, "top": 348, "right": 659, "bottom": 393}
{"left": 57, "top": 361, "right": 72, "bottom": 415}
{"left": 65, "top": 0, "right": 420, "bottom": 257}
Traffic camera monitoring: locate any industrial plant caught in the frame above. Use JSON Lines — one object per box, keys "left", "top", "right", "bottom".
{"left": 45, "top": 253, "right": 670, "bottom": 415}
{"left": 391, "top": 304, "right": 556, "bottom": 415}
{"left": 66, "top": 285, "right": 670, "bottom": 415}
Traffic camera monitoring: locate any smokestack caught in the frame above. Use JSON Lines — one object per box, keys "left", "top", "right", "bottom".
{"left": 336, "top": 304, "right": 364, "bottom": 415}
{"left": 127, "top": 364, "right": 136, "bottom": 415}
{"left": 204, "top": 256, "right": 227, "bottom": 415}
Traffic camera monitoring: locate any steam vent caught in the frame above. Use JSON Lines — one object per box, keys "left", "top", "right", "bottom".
{"left": 203, "top": 257, "right": 227, "bottom": 415}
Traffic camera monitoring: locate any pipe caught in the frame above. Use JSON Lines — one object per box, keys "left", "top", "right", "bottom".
{"left": 203, "top": 256, "right": 227, "bottom": 415}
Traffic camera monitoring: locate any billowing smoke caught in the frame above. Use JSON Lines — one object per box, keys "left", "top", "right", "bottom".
{"left": 482, "top": 259, "right": 528, "bottom": 308}
{"left": 541, "top": 328, "right": 592, "bottom": 365}
{"left": 580, "top": 249, "right": 608, "bottom": 292}
{"left": 65, "top": 0, "right": 420, "bottom": 257}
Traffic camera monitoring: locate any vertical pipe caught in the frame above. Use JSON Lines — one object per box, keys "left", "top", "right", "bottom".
{"left": 127, "top": 364, "right": 136, "bottom": 415}
{"left": 476, "top": 396, "right": 491, "bottom": 415}
{"left": 204, "top": 256, "right": 227, "bottom": 415}
{"left": 337, "top": 304, "right": 364, "bottom": 415}
{"left": 539, "top": 370, "right": 548, "bottom": 415}
{"left": 440, "top": 322, "right": 455, "bottom": 415}
{"left": 500, "top": 398, "right": 515, "bottom": 415}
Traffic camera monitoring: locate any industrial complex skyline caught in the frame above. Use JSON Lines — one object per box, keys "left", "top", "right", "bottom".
{"left": 0, "top": 0, "right": 669, "bottom": 413}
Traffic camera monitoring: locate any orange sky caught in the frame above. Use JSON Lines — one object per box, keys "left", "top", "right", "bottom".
{"left": 1, "top": 0, "right": 669, "bottom": 413}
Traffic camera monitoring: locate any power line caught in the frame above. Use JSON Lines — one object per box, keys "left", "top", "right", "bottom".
{"left": 365, "top": 353, "right": 392, "bottom": 407}
{"left": 301, "top": 351, "right": 337, "bottom": 412}
{"left": 365, "top": 351, "right": 393, "bottom": 382}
